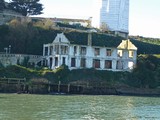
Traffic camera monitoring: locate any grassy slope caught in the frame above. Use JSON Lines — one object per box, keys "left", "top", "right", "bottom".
{"left": 0, "top": 20, "right": 160, "bottom": 89}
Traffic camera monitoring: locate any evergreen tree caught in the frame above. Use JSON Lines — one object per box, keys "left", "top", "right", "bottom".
{"left": 0, "top": 0, "right": 5, "bottom": 11}
{"left": 8, "top": 0, "right": 43, "bottom": 16}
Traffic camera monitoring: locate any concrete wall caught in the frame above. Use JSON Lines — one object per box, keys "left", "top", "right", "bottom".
{"left": 0, "top": 54, "right": 43, "bottom": 67}
{"left": 0, "top": 9, "right": 22, "bottom": 25}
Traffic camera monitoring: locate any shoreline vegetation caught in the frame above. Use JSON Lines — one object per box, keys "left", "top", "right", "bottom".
{"left": 0, "top": 54, "right": 160, "bottom": 96}
{"left": 0, "top": 19, "right": 160, "bottom": 96}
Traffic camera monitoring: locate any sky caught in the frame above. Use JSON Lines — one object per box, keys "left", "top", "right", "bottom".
{"left": 38, "top": 0, "right": 160, "bottom": 38}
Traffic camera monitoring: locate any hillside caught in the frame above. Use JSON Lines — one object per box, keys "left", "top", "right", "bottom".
{"left": 129, "top": 35, "right": 160, "bottom": 45}
{"left": 1, "top": 19, "right": 160, "bottom": 55}
{"left": 129, "top": 36, "right": 160, "bottom": 54}
{"left": 0, "top": 19, "right": 160, "bottom": 93}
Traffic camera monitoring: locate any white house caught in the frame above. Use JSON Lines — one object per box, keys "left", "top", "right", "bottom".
{"left": 43, "top": 32, "right": 137, "bottom": 71}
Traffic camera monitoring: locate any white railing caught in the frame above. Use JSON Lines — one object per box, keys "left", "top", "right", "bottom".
{"left": 0, "top": 53, "right": 42, "bottom": 58}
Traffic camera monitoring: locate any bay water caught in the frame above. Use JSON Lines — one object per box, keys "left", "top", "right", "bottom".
{"left": 0, "top": 94, "right": 160, "bottom": 120}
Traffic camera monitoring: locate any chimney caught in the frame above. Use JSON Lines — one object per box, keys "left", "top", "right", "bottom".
{"left": 88, "top": 32, "right": 92, "bottom": 46}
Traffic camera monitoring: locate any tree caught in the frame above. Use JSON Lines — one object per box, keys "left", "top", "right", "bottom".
{"left": 100, "top": 22, "right": 109, "bottom": 32}
{"left": 0, "top": 0, "right": 5, "bottom": 11}
{"left": 55, "top": 65, "right": 70, "bottom": 83}
{"left": 8, "top": 0, "right": 43, "bottom": 16}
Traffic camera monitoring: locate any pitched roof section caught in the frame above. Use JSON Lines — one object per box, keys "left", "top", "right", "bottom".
{"left": 92, "top": 33, "right": 123, "bottom": 47}
{"left": 53, "top": 33, "right": 70, "bottom": 44}
{"left": 64, "top": 32, "right": 88, "bottom": 45}
{"left": 117, "top": 39, "right": 137, "bottom": 50}
{"left": 64, "top": 31, "right": 124, "bottom": 47}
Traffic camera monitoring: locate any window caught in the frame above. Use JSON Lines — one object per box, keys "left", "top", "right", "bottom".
{"left": 80, "top": 47, "right": 86, "bottom": 55}
{"left": 62, "top": 57, "right": 66, "bottom": 65}
{"left": 42, "top": 59, "right": 47, "bottom": 66}
{"left": 55, "top": 57, "right": 58, "bottom": 66}
{"left": 129, "top": 51, "right": 134, "bottom": 58}
{"left": 59, "top": 37, "right": 61, "bottom": 42}
{"left": 49, "top": 57, "right": 53, "bottom": 69}
{"left": 116, "top": 61, "right": 123, "bottom": 69}
{"left": 17, "top": 58, "right": 20, "bottom": 65}
{"left": 71, "top": 58, "right": 76, "bottom": 67}
{"left": 64, "top": 46, "right": 68, "bottom": 54}
{"left": 49, "top": 46, "right": 53, "bottom": 55}
{"left": 93, "top": 59, "right": 100, "bottom": 68}
{"left": 106, "top": 49, "right": 112, "bottom": 56}
{"left": 95, "top": 48, "right": 100, "bottom": 56}
{"left": 44, "top": 47, "right": 48, "bottom": 56}
{"left": 55, "top": 45, "right": 59, "bottom": 54}
{"left": 105, "top": 60, "right": 112, "bottom": 69}
{"left": 61, "top": 45, "right": 68, "bottom": 54}
{"left": 61, "top": 46, "right": 64, "bottom": 54}
{"left": 74, "top": 46, "right": 77, "bottom": 54}
{"left": 118, "top": 50, "right": 123, "bottom": 57}
{"left": 80, "top": 58, "right": 86, "bottom": 68}
{"left": 128, "top": 61, "right": 134, "bottom": 69}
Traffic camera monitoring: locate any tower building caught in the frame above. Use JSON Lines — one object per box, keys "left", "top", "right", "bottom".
{"left": 92, "top": 0, "right": 129, "bottom": 38}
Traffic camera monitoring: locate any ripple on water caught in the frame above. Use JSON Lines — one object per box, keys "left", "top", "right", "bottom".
{"left": 0, "top": 94, "right": 160, "bottom": 120}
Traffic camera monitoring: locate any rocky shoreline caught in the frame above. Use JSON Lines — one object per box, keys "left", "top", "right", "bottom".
{"left": 0, "top": 83, "right": 160, "bottom": 96}
{"left": 116, "top": 87, "right": 160, "bottom": 96}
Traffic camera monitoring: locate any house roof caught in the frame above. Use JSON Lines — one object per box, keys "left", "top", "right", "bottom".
{"left": 63, "top": 31, "right": 124, "bottom": 47}
{"left": 64, "top": 31, "right": 88, "bottom": 45}
{"left": 92, "top": 33, "right": 123, "bottom": 47}
{"left": 117, "top": 39, "right": 137, "bottom": 50}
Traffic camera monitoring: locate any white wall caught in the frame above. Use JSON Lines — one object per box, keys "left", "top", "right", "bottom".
{"left": 43, "top": 33, "right": 137, "bottom": 71}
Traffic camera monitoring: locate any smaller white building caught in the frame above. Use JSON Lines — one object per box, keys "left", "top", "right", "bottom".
{"left": 0, "top": 54, "right": 43, "bottom": 67}
{"left": 43, "top": 32, "right": 137, "bottom": 71}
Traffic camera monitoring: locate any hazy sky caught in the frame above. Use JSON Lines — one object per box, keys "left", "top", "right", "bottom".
{"left": 38, "top": 0, "right": 160, "bottom": 38}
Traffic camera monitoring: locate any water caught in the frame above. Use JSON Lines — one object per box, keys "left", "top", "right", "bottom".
{"left": 0, "top": 94, "right": 160, "bottom": 120}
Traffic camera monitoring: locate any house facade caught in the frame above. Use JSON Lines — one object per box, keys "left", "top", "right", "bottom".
{"left": 43, "top": 32, "right": 137, "bottom": 71}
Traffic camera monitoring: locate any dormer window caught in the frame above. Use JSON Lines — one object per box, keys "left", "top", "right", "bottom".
{"left": 118, "top": 50, "right": 123, "bottom": 57}
{"left": 59, "top": 37, "right": 61, "bottom": 42}
{"left": 129, "top": 51, "right": 134, "bottom": 58}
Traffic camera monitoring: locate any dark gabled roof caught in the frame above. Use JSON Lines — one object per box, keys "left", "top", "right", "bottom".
{"left": 92, "top": 33, "right": 123, "bottom": 47}
{"left": 64, "top": 31, "right": 88, "bottom": 45}
{"left": 64, "top": 31, "right": 123, "bottom": 47}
